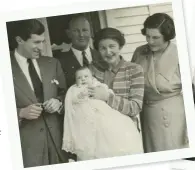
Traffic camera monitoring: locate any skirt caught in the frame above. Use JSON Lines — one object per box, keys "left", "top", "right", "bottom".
{"left": 141, "top": 94, "right": 189, "bottom": 152}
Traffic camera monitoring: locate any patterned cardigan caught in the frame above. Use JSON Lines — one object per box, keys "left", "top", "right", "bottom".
{"left": 90, "top": 59, "right": 144, "bottom": 127}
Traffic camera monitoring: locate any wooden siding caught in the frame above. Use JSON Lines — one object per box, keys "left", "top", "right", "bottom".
{"left": 104, "top": 2, "right": 174, "bottom": 61}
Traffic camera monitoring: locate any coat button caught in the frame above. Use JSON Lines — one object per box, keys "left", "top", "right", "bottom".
{"left": 40, "top": 128, "right": 44, "bottom": 132}
{"left": 164, "top": 123, "right": 169, "bottom": 128}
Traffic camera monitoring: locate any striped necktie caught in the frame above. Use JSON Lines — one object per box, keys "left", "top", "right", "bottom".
{"left": 82, "top": 51, "right": 89, "bottom": 66}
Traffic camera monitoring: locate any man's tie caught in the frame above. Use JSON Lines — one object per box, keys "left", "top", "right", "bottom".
{"left": 82, "top": 51, "right": 89, "bottom": 66}
{"left": 27, "top": 59, "right": 44, "bottom": 103}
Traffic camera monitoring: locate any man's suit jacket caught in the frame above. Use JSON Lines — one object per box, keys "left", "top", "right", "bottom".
{"left": 55, "top": 48, "right": 108, "bottom": 88}
{"left": 10, "top": 52, "right": 67, "bottom": 167}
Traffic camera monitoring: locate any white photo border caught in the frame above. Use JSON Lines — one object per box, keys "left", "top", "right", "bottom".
{"left": 0, "top": 0, "right": 195, "bottom": 169}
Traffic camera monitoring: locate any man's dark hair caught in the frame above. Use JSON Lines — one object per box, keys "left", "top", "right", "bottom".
{"left": 6, "top": 19, "right": 45, "bottom": 49}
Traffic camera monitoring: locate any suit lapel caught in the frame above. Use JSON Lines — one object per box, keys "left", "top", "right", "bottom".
{"left": 69, "top": 49, "right": 82, "bottom": 67}
{"left": 10, "top": 52, "right": 37, "bottom": 102}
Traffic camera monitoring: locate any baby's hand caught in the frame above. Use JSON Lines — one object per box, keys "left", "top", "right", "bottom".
{"left": 78, "top": 89, "right": 88, "bottom": 99}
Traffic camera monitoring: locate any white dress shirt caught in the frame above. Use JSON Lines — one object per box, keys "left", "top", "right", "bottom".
{"left": 71, "top": 46, "right": 92, "bottom": 66}
{"left": 15, "top": 50, "right": 42, "bottom": 91}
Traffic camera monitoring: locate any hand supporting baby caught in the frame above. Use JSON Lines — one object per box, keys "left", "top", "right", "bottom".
{"left": 74, "top": 66, "right": 110, "bottom": 102}
{"left": 77, "top": 88, "right": 89, "bottom": 99}
{"left": 88, "top": 85, "right": 109, "bottom": 102}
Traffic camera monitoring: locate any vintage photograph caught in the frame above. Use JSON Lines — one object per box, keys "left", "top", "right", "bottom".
{"left": 2, "top": 0, "right": 195, "bottom": 169}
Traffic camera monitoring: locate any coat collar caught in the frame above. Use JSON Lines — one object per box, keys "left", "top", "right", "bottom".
{"left": 157, "top": 42, "right": 179, "bottom": 81}
{"left": 141, "top": 42, "right": 179, "bottom": 81}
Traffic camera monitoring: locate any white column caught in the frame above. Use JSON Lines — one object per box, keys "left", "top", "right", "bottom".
{"left": 37, "top": 18, "right": 53, "bottom": 57}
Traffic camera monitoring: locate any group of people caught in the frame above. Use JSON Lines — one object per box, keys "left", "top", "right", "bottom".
{"left": 9, "top": 12, "right": 188, "bottom": 168}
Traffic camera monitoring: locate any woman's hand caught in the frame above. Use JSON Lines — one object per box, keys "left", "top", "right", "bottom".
{"left": 88, "top": 86, "right": 109, "bottom": 101}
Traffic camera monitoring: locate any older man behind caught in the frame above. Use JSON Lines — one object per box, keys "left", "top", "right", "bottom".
{"left": 55, "top": 15, "right": 107, "bottom": 88}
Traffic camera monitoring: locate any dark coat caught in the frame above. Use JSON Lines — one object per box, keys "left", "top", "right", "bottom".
{"left": 55, "top": 48, "right": 108, "bottom": 88}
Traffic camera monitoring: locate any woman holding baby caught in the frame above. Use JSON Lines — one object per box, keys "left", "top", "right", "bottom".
{"left": 90, "top": 28, "right": 145, "bottom": 131}
{"left": 63, "top": 13, "right": 189, "bottom": 161}
{"left": 62, "top": 27, "right": 145, "bottom": 160}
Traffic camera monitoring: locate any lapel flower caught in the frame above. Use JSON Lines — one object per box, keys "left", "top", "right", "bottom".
{"left": 51, "top": 79, "right": 59, "bottom": 85}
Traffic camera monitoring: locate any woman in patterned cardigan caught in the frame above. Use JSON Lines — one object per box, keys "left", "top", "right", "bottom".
{"left": 88, "top": 27, "right": 144, "bottom": 135}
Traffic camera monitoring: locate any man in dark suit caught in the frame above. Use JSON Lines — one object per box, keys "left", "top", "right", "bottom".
{"left": 8, "top": 19, "right": 68, "bottom": 167}
{"left": 55, "top": 15, "right": 107, "bottom": 88}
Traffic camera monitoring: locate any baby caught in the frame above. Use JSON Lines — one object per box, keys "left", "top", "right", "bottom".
{"left": 62, "top": 67, "right": 143, "bottom": 161}
{"left": 74, "top": 66, "right": 112, "bottom": 101}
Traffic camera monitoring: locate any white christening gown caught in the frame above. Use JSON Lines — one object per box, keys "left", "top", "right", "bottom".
{"left": 62, "top": 81, "right": 143, "bottom": 161}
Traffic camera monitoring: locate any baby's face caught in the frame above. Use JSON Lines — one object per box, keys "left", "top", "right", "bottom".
{"left": 76, "top": 69, "right": 93, "bottom": 86}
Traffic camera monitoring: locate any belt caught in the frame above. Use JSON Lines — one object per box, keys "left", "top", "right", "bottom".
{"left": 144, "top": 93, "right": 182, "bottom": 105}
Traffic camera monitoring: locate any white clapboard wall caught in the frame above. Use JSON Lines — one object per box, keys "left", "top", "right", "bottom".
{"left": 105, "top": 2, "right": 174, "bottom": 61}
